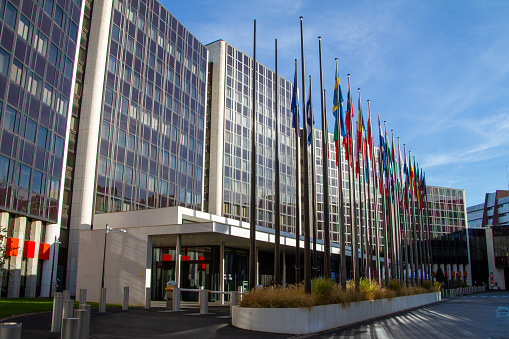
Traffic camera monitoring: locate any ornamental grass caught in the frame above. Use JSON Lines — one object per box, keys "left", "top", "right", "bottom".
{"left": 239, "top": 278, "right": 439, "bottom": 308}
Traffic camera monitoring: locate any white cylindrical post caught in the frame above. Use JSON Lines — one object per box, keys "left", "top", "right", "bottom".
{"left": 79, "top": 289, "right": 87, "bottom": 305}
{"left": 229, "top": 291, "right": 238, "bottom": 316}
{"left": 74, "top": 309, "right": 86, "bottom": 339}
{"left": 99, "top": 288, "right": 107, "bottom": 313}
{"left": 61, "top": 318, "right": 79, "bottom": 339}
{"left": 145, "top": 287, "right": 151, "bottom": 309}
{"left": 79, "top": 304, "right": 91, "bottom": 339}
{"left": 173, "top": 287, "right": 180, "bottom": 311}
{"left": 51, "top": 293, "right": 63, "bottom": 332}
{"left": 62, "top": 299, "right": 74, "bottom": 320}
{"left": 123, "top": 286, "right": 129, "bottom": 311}
{"left": 0, "top": 323, "right": 22, "bottom": 339}
{"left": 199, "top": 290, "right": 208, "bottom": 314}
{"left": 63, "top": 290, "right": 71, "bottom": 300}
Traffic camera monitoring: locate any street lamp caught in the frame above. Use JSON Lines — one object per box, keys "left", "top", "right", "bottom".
{"left": 99, "top": 225, "right": 126, "bottom": 313}
{"left": 49, "top": 236, "right": 61, "bottom": 299}
{"left": 101, "top": 225, "right": 126, "bottom": 288}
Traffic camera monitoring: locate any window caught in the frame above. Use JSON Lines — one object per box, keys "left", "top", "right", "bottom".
{"left": 3, "top": 106, "right": 18, "bottom": 132}
{"left": 108, "top": 55, "right": 116, "bottom": 73}
{"left": 155, "top": 86, "right": 161, "bottom": 102}
{"left": 111, "top": 25, "right": 121, "bottom": 43}
{"left": 0, "top": 155, "right": 12, "bottom": 182}
{"left": 118, "top": 129, "right": 126, "bottom": 147}
{"left": 142, "top": 110, "right": 150, "bottom": 126}
{"left": 56, "top": 95, "right": 68, "bottom": 117}
{"left": 165, "top": 94, "right": 172, "bottom": 109}
{"left": 24, "top": 118, "right": 37, "bottom": 143}
{"left": 37, "top": 125, "right": 49, "bottom": 149}
{"left": 63, "top": 57, "right": 73, "bottom": 78}
{"left": 68, "top": 19, "right": 78, "bottom": 41}
{"left": 123, "top": 65, "right": 131, "bottom": 83}
{"left": 174, "top": 73, "right": 180, "bottom": 87}
{"left": 0, "top": 48, "right": 10, "bottom": 76}
{"left": 126, "top": 36, "right": 134, "bottom": 53}
{"left": 135, "top": 43, "right": 143, "bottom": 60}
{"left": 141, "top": 140, "right": 149, "bottom": 157}
{"left": 98, "top": 157, "right": 108, "bottom": 176}
{"left": 163, "top": 151, "right": 169, "bottom": 166}
{"left": 53, "top": 135, "right": 64, "bottom": 157}
{"left": 150, "top": 144, "right": 157, "bottom": 161}
{"left": 17, "top": 164, "right": 31, "bottom": 189}
{"left": 120, "top": 96, "right": 128, "bottom": 115}
{"left": 50, "top": 178, "right": 59, "bottom": 199}
{"left": 43, "top": 0, "right": 53, "bottom": 15}
{"left": 48, "top": 44, "right": 59, "bottom": 67}
{"left": 133, "top": 71, "right": 140, "bottom": 89}
{"left": 54, "top": 5, "right": 64, "bottom": 27}
{"left": 34, "top": 31, "right": 48, "bottom": 56}
{"left": 137, "top": 14, "right": 144, "bottom": 30}
{"left": 151, "top": 115, "right": 158, "bottom": 130}
{"left": 128, "top": 134, "right": 135, "bottom": 151}
{"left": 32, "top": 170, "right": 45, "bottom": 193}
{"left": 148, "top": 53, "right": 155, "bottom": 68}
{"left": 145, "top": 80, "right": 153, "bottom": 97}
{"left": 27, "top": 73, "right": 42, "bottom": 97}
{"left": 4, "top": 2, "right": 17, "bottom": 30}
{"left": 125, "top": 166, "right": 133, "bottom": 184}
{"left": 17, "top": 15, "right": 31, "bottom": 41}
{"left": 115, "top": 163, "right": 123, "bottom": 181}
{"left": 156, "top": 58, "right": 163, "bottom": 74}
{"left": 129, "top": 103, "right": 138, "bottom": 118}
{"left": 11, "top": 59, "right": 24, "bottom": 85}
{"left": 139, "top": 172, "right": 147, "bottom": 189}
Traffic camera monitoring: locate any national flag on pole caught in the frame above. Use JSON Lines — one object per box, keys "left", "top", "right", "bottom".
{"left": 332, "top": 64, "right": 345, "bottom": 167}
{"left": 306, "top": 76, "right": 314, "bottom": 146}
{"left": 291, "top": 66, "right": 300, "bottom": 137}
{"left": 367, "top": 111, "right": 373, "bottom": 161}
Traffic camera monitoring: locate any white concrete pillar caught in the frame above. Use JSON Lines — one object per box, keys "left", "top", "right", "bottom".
{"left": 175, "top": 235, "right": 181, "bottom": 288}
{"left": 25, "top": 220, "right": 42, "bottom": 298}
{"left": 219, "top": 241, "right": 225, "bottom": 304}
{"left": 40, "top": 224, "right": 61, "bottom": 297}
{"left": 8, "top": 217, "right": 27, "bottom": 298}
{"left": 0, "top": 212, "right": 8, "bottom": 285}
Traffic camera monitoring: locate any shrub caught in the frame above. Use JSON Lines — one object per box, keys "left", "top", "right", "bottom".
{"left": 359, "top": 278, "right": 381, "bottom": 301}
{"left": 422, "top": 280, "right": 432, "bottom": 290}
{"left": 389, "top": 279, "right": 402, "bottom": 292}
{"left": 311, "top": 278, "right": 334, "bottom": 298}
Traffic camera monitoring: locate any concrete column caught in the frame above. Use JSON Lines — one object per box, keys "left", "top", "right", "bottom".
{"left": 175, "top": 235, "right": 181, "bottom": 288}
{"left": 0, "top": 212, "right": 8, "bottom": 285}
{"left": 40, "top": 223, "right": 61, "bottom": 297}
{"left": 219, "top": 241, "right": 225, "bottom": 304}
{"left": 25, "top": 220, "right": 42, "bottom": 297}
{"left": 8, "top": 217, "right": 27, "bottom": 298}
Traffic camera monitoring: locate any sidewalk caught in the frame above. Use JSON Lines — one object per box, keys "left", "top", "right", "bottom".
{"left": 4, "top": 303, "right": 289, "bottom": 338}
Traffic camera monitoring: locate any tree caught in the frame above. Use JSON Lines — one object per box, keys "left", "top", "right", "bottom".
{"left": 435, "top": 266, "right": 446, "bottom": 284}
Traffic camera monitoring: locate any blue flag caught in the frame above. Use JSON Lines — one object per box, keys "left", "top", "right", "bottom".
{"left": 291, "top": 68, "right": 300, "bottom": 137}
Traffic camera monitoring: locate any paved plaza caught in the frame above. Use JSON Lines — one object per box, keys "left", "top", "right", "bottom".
{"left": 3, "top": 291, "right": 509, "bottom": 338}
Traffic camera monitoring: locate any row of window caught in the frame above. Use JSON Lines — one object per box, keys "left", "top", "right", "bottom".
{"left": 0, "top": 154, "right": 60, "bottom": 197}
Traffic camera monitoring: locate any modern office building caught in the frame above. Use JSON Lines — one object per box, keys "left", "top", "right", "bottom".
{"left": 0, "top": 0, "right": 83, "bottom": 297}
{"left": 467, "top": 190, "right": 509, "bottom": 228}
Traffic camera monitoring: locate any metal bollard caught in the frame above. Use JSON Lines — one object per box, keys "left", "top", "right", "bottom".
{"left": 165, "top": 289, "right": 172, "bottom": 310}
{"left": 79, "top": 304, "right": 91, "bottom": 339}
{"left": 79, "top": 289, "right": 87, "bottom": 305}
{"left": 62, "top": 299, "right": 74, "bottom": 320}
{"left": 74, "top": 309, "right": 87, "bottom": 339}
{"left": 123, "top": 286, "right": 129, "bottom": 311}
{"left": 145, "top": 287, "right": 151, "bottom": 309}
{"left": 61, "top": 318, "right": 79, "bottom": 339}
{"left": 230, "top": 291, "right": 238, "bottom": 316}
{"left": 0, "top": 322, "right": 22, "bottom": 339}
{"left": 51, "top": 293, "right": 64, "bottom": 332}
{"left": 199, "top": 289, "right": 209, "bottom": 314}
{"left": 173, "top": 287, "right": 180, "bottom": 311}
{"left": 99, "top": 288, "right": 107, "bottom": 313}
{"left": 63, "top": 290, "right": 71, "bottom": 300}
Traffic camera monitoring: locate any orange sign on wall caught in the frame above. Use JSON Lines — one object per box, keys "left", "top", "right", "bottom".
{"left": 5, "top": 238, "right": 19, "bottom": 256}
{"left": 39, "top": 243, "right": 51, "bottom": 260}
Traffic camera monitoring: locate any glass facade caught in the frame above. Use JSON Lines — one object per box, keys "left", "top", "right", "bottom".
{"left": 207, "top": 42, "right": 297, "bottom": 232}
{"left": 426, "top": 186, "right": 466, "bottom": 238}
{"left": 0, "top": 0, "right": 80, "bottom": 223}
{"left": 94, "top": 0, "right": 207, "bottom": 214}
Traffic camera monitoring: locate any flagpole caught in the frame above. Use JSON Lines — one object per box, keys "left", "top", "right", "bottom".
{"left": 318, "top": 38, "right": 331, "bottom": 279}
{"left": 418, "top": 169, "right": 424, "bottom": 286}
{"left": 410, "top": 153, "right": 419, "bottom": 286}
{"left": 357, "top": 89, "right": 365, "bottom": 279}
{"left": 299, "top": 16, "right": 311, "bottom": 294}
{"left": 425, "top": 180, "right": 432, "bottom": 281}
{"left": 406, "top": 148, "right": 415, "bottom": 287}
{"left": 334, "top": 60, "right": 347, "bottom": 288}
{"left": 391, "top": 130, "right": 401, "bottom": 282}
{"left": 347, "top": 75, "right": 359, "bottom": 290}
{"left": 366, "top": 101, "right": 374, "bottom": 280}
{"left": 292, "top": 59, "right": 301, "bottom": 285}
{"left": 378, "top": 120, "right": 390, "bottom": 287}
{"left": 396, "top": 137, "right": 404, "bottom": 286}
{"left": 401, "top": 141, "right": 409, "bottom": 288}
{"left": 274, "top": 38, "right": 281, "bottom": 285}
{"left": 249, "top": 19, "right": 257, "bottom": 291}
{"left": 308, "top": 75, "right": 318, "bottom": 278}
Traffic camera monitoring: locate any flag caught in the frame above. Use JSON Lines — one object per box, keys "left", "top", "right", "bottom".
{"left": 356, "top": 90, "right": 364, "bottom": 176}
{"left": 367, "top": 111, "right": 373, "bottom": 161}
{"left": 306, "top": 76, "right": 314, "bottom": 146}
{"left": 291, "top": 67, "right": 300, "bottom": 137}
{"left": 345, "top": 77, "right": 354, "bottom": 167}
{"left": 332, "top": 65, "right": 345, "bottom": 167}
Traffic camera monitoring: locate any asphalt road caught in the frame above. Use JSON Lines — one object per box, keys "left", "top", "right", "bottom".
{"left": 4, "top": 291, "right": 509, "bottom": 338}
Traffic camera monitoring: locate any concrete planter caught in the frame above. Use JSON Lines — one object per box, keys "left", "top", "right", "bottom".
{"left": 232, "top": 292, "right": 441, "bottom": 334}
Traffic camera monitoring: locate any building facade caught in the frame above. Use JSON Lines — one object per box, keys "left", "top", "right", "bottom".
{"left": 467, "top": 190, "right": 509, "bottom": 228}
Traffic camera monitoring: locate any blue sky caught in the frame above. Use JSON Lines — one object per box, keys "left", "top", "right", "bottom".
{"left": 161, "top": 0, "right": 509, "bottom": 206}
